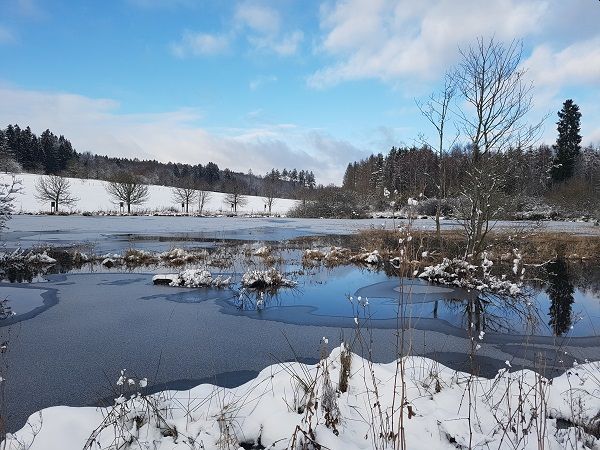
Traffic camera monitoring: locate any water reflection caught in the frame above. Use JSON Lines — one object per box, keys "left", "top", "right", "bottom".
{"left": 546, "top": 258, "right": 574, "bottom": 336}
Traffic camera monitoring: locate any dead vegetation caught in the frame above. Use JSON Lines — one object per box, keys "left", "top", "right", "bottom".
{"left": 343, "top": 228, "right": 600, "bottom": 265}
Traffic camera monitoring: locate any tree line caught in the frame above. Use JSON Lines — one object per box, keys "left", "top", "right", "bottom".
{"left": 0, "top": 124, "right": 315, "bottom": 199}
{"left": 33, "top": 172, "right": 267, "bottom": 215}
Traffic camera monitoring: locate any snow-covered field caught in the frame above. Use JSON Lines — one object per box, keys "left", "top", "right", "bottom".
{"left": 0, "top": 173, "right": 299, "bottom": 214}
{"left": 5, "top": 346, "right": 599, "bottom": 450}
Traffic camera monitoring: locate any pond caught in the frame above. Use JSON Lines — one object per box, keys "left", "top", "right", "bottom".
{"left": 1, "top": 229, "right": 600, "bottom": 434}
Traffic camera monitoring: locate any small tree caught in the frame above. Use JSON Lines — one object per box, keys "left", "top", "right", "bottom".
{"left": 106, "top": 174, "right": 149, "bottom": 213}
{"left": 416, "top": 74, "right": 456, "bottom": 240}
{"left": 0, "top": 176, "right": 21, "bottom": 229}
{"left": 262, "top": 172, "right": 279, "bottom": 214}
{"left": 225, "top": 192, "right": 247, "bottom": 213}
{"left": 197, "top": 190, "right": 211, "bottom": 215}
{"left": 224, "top": 180, "right": 247, "bottom": 213}
{"left": 453, "top": 37, "right": 543, "bottom": 256}
{"left": 551, "top": 99, "right": 582, "bottom": 184}
{"left": 35, "top": 175, "right": 78, "bottom": 212}
{"left": 171, "top": 184, "right": 197, "bottom": 213}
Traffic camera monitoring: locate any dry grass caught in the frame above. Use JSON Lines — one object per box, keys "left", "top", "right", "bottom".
{"left": 349, "top": 228, "right": 600, "bottom": 264}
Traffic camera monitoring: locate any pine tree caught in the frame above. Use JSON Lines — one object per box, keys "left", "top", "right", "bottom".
{"left": 551, "top": 99, "right": 582, "bottom": 184}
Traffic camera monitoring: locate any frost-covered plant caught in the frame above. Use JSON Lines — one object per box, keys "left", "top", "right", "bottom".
{"left": 152, "top": 269, "right": 231, "bottom": 288}
{"left": 0, "top": 298, "right": 14, "bottom": 320}
{"left": 0, "top": 176, "right": 21, "bottom": 230}
{"left": 419, "top": 251, "right": 524, "bottom": 296}
{"left": 241, "top": 268, "right": 295, "bottom": 289}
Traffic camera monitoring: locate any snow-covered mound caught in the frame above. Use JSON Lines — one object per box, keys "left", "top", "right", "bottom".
{"left": 241, "top": 268, "right": 296, "bottom": 288}
{"left": 1, "top": 173, "right": 298, "bottom": 214}
{"left": 152, "top": 269, "right": 231, "bottom": 287}
{"left": 4, "top": 346, "right": 599, "bottom": 449}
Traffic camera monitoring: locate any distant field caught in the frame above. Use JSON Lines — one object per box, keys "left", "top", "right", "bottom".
{"left": 0, "top": 172, "right": 299, "bottom": 214}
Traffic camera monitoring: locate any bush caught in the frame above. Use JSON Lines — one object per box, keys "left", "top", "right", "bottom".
{"left": 288, "top": 187, "right": 369, "bottom": 219}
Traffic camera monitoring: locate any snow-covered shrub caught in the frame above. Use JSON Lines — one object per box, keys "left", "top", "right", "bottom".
{"left": 26, "top": 250, "right": 57, "bottom": 265}
{"left": 241, "top": 268, "right": 295, "bottom": 289}
{"left": 351, "top": 249, "right": 381, "bottom": 265}
{"left": 419, "top": 253, "right": 523, "bottom": 295}
{"left": 253, "top": 246, "right": 271, "bottom": 256}
{"left": 158, "top": 248, "right": 208, "bottom": 266}
{"left": 152, "top": 269, "right": 231, "bottom": 288}
{"left": 123, "top": 249, "right": 158, "bottom": 265}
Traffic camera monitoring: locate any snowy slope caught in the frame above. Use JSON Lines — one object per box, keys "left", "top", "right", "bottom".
{"left": 0, "top": 173, "right": 299, "bottom": 214}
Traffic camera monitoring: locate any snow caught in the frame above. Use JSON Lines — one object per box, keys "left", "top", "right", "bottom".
{"left": 4, "top": 346, "right": 599, "bottom": 450}
{"left": 419, "top": 257, "right": 524, "bottom": 296}
{"left": 241, "top": 268, "right": 296, "bottom": 288}
{"left": 25, "top": 250, "right": 56, "bottom": 265}
{"left": 152, "top": 269, "right": 231, "bottom": 287}
{"left": 1, "top": 172, "right": 299, "bottom": 214}
{"left": 303, "top": 247, "right": 382, "bottom": 266}
{"left": 253, "top": 245, "right": 271, "bottom": 256}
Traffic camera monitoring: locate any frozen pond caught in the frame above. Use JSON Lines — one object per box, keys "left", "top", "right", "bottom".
{"left": 1, "top": 264, "right": 600, "bottom": 433}
{"left": 1, "top": 215, "right": 600, "bottom": 433}
{"left": 3, "top": 215, "right": 600, "bottom": 253}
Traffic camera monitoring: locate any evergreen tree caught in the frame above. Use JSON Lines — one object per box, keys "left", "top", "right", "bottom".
{"left": 551, "top": 99, "right": 582, "bottom": 184}
{"left": 40, "top": 129, "right": 58, "bottom": 174}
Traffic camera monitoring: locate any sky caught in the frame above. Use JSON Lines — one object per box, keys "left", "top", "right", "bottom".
{"left": 0, "top": 0, "right": 599, "bottom": 184}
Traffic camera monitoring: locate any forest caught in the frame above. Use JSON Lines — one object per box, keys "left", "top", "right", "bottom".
{"left": 0, "top": 124, "right": 316, "bottom": 199}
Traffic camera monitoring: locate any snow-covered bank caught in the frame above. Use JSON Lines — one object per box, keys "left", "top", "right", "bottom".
{"left": 0, "top": 173, "right": 298, "bottom": 214}
{"left": 4, "top": 346, "right": 599, "bottom": 450}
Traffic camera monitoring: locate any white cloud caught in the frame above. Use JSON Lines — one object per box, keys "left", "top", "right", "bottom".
{"left": 0, "top": 85, "right": 365, "bottom": 184}
{"left": 248, "top": 30, "right": 304, "bottom": 56}
{"left": 525, "top": 37, "right": 600, "bottom": 89}
{"left": 234, "top": 2, "right": 281, "bottom": 35}
{"left": 233, "top": 1, "right": 303, "bottom": 56}
{"left": 309, "top": 0, "right": 548, "bottom": 88}
{"left": 170, "top": 31, "right": 230, "bottom": 57}
{"left": 0, "top": 26, "right": 15, "bottom": 44}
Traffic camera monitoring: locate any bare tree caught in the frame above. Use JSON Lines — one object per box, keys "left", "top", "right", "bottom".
{"left": 223, "top": 179, "right": 248, "bottom": 213}
{"left": 197, "top": 190, "right": 211, "bottom": 215}
{"left": 171, "top": 185, "right": 197, "bottom": 213}
{"left": 262, "top": 173, "right": 279, "bottom": 215}
{"left": 0, "top": 176, "right": 21, "bottom": 229}
{"left": 416, "top": 74, "right": 457, "bottom": 240}
{"left": 35, "top": 175, "right": 78, "bottom": 212}
{"left": 263, "top": 196, "right": 276, "bottom": 215}
{"left": 452, "top": 37, "right": 543, "bottom": 256}
{"left": 105, "top": 174, "right": 149, "bottom": 213}
{"left": 224, "top": 192, "right": 247, "bottom": 213}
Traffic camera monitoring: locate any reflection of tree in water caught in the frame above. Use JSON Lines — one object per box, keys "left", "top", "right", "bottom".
{"left": 547, "top": 258, "right": 574, "bottom": 336}
{"left": 443, "top": 293, "right": 537, "bottom": 335}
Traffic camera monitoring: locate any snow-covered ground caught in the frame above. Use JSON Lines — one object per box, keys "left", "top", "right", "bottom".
{"left": 0, "top": 172, "right": 299, "bottom": 214}
{"left": 5, "top": 345, "right": 599, "bottom": 450}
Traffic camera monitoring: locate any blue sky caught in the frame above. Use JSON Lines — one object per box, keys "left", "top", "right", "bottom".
{"left": 1, "top": 0, "right": 599, "bottom": 184}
